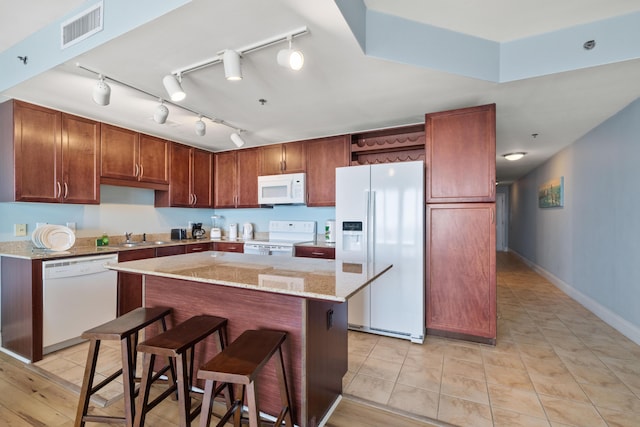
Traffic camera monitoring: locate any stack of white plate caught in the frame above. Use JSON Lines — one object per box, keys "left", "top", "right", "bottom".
{"left": 31, "top": 225, "right": 76, "bottom": 251}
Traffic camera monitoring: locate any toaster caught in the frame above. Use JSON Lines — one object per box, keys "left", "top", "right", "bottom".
{"left": 171, "top": 228, "right": 187, "bottom": 240}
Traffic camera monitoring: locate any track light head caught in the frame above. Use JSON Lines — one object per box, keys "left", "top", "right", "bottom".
{"left": 230, "top": 132, "right": 245, "bottom": 148}
{"left": 277, "top": 36, "right": 304, "bottom": 71}
{"left": 92, "top": 74, "right": 111, "bottom": 106}
{"left": 195, "top": 117, "right": 206, "bottom": 136}
{"left": 153, "top": 100, "right": 169, "bottom": 124}
{"left": 223, "top": 49, "right": 242, "bottom": 81}
{"left": 162, "top": 74, "right": 186, "bottom": 102}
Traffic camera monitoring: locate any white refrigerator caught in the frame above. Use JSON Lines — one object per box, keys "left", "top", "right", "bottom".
{"left": 336, "top": 161, "right": 424, "bottom": 343}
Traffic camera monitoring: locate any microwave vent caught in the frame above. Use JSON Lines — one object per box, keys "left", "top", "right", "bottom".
{"left": 61, "top": 1, "right": 104, "bottom": 49}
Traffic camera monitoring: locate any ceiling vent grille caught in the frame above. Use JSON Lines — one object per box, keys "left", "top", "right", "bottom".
{"left": 61, "top": 1, "right": 104, "bottom": 49}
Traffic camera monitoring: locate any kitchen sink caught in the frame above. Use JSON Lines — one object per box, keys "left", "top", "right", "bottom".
{"left": 117, "top": 240, "right": 169, "bottom": 248}
{"left": 119, "top": 242, "right": 139, "bottom": 247}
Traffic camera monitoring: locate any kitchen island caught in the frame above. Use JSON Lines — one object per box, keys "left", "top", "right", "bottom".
{"left": 108, "top": 251, "right": 391, "bottom": 427}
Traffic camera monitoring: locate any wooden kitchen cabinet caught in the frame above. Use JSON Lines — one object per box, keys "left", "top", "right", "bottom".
{"left": 213, "top": 148, "right": 260, "bottom": 208}
{"left": 212, "top": 241, "right": 244, "bottom": 253}
{"left": 260, "top": 141, "right": 306, "bottom": 175}
{"left": 155, "top": 245, "right": 185, "bottom": 257}
{"left": 426, "top": 203, "right": 496, "bottom": 343}
{"left": 305, "top": 135, "right": 350, "bottom": 206}
{"left": 155, "top": 143, "right": 213, "bottom": 208}
{"left": 101, "top": 124, "right": 169, "bottom": 190}
{"left": 185, "top": 242, "right": 211, "bottom": 253}
{"left": 294, "top": 245, "right": 335, "bottom": 259}
{"left": 425, "top": 104, "right": 496, "bottom": 203}
{"left": 0, "top": 100, "right": 100, "bottom": 204}
{"left": 117, "top": 248, "right": 156, "bottom": 315}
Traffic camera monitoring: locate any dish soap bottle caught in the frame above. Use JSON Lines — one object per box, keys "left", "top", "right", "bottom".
{"left": 98, "top": 232, "right": 109, "bottom": 246}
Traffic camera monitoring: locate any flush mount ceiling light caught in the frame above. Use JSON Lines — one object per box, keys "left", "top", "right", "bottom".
{"left": 153, "top": 100, "right": 169, "bottom": 124}
{"left": 277, "top": 35, "right": 304, "bottom": 71}
{"left": 230, "top": 132, "right": 245, "bottom": 148}
{"left": 195, "top": 116, "right": 206, "bottom": 136}
{"left": 503, "top": 152, "right": 527, "bottom": 161}
{"left": 162, "top": 74, "right": 186, "bottom": 102}
{"left": 92, "top": 74, "right": 111, "bottom": 106}
{"left": 223, "top": 49, "right": 242, "bottom": 81}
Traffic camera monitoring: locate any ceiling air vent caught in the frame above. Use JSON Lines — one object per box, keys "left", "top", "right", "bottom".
{"left": 60, "top": 1, "right": 104, "bottom": 49}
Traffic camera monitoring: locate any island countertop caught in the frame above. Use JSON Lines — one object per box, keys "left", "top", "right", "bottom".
{"left": 107, "top": 251, "right": 391, "bottom": 302}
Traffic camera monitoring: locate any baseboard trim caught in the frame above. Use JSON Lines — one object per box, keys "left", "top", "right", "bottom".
{"left": 508, "top": 249, "right": 640, "bottom": 346}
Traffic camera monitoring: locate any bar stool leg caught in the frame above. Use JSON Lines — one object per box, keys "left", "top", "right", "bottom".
{"left": 245, "top": 382, "right": 261, "bottom": 427}
{"left": 176, "top": 350, "right": 192, "bottom": 427}
{"left": 121, "top": 333, "right": 137, "bottom": 426}
{"left": 275, "top": 347, "right": 294, "bottom": 427}
{"left": 74, "top": 339, "right": 101, "bottom": 427}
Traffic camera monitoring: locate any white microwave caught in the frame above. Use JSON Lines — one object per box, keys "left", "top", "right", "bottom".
{"left": 258, "top": 173, "right": 306, "bottom": 205}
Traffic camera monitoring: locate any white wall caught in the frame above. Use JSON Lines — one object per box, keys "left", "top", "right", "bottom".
{"left": 509, "top": 97, "right": 640, "bottom": 343}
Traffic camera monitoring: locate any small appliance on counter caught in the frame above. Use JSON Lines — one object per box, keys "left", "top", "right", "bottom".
{"left": 171, "top": 228, "right": 187, "bottom": 240}
{"left": 191, "top": 222, "right": 205, "bottom": 239}
{"left": 242, "top": 223, "right": 254, "bottom": 240}
{"left": 228, "top": 223, "right": 238, "bottom": 240}
{"left": 210, "top": 215, "right": 223, "bottom": 240}
{"left": 325, "top": 220, "right": 336, "bottom": 243}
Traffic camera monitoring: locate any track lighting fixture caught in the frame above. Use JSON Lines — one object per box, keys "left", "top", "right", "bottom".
{"left": 195, "top": 116, "right": 206, "bottom": 136}
{"left": 277, "top": 35, "right": 304, "bottom": 71}
{"left": 230, "top": 132, "right": 245, "bottom": 148}
{"left": 76, "top": 63, "right": 245, "bottom": 147}
{"left": 223, "top": 49, "right": 242, "bottom": 81}
{"left": 92, "top": 74, "right": 111, "bottom": 106}
{"left": 153, "top": 100, "right": 169, "bottom": 124}
{"left": 162, "top": 74, "right": 186, "bottom": 102}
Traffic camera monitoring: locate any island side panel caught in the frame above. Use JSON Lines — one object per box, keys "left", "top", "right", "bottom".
{"left": 305, "top": 299, "right": 348, "bottom": 427}
{"left": 1, "top": 257, "right": 43, "bottom": 362}
{"left": 144, "top": 275, "right": 305, "bottom": 427}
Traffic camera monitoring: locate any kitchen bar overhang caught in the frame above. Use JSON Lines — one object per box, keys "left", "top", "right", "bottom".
{"left": 107, "top": 251, "right": 392, "bottom": 427}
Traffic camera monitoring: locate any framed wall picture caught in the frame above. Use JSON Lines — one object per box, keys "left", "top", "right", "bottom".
{"left": 538, "top": 177, "right": 564, "bottom": 208}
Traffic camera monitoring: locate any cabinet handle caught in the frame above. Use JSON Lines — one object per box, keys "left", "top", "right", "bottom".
{"left": 63, "top": 182, "right": 69, "bottom": 199}
{"left": 311, "top": 252, "right": 325, "bottom": 256}
{"left": 56, "top": 181, "right": 62, "bottom": 198}
{"left": 193, "top": 194, "right": 197, "bottom": 206}
{"left": 491, "top": 180, "right": 495, "bottom": 197}
{"left": 134, "top": 164, "right": 139, "bottom": 177}
{"left": 139, "top": 164, "right": 144, "bottom": 179}
{"left": 490, "top": 207, "right": 495, "bottom": 224}
{"left": 191, "top": 247, "right": 204, "bottom": 251}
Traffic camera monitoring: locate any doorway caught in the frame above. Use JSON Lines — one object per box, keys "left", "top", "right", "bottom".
{"left": 496, "top": 192, "right": 508, "bottom": 251}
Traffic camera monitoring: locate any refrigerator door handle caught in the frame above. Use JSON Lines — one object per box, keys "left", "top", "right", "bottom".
{"left": 368, "top": 190, "right": 376, "bottom": 263}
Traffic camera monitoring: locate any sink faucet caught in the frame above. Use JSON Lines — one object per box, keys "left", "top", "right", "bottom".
{"left": 125, "top": 232, "right": 132, "bottom": 243}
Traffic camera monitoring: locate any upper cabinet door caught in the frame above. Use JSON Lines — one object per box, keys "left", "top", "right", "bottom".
{"left": 61, "top": 114, "right": 100, "bottom": 204}
{"left": 260, "top": 142, "right": 306, "bottom": 175}
{"left": 138, "top": 134, "right": 169, "bottom": 185}
{"left": 13, "top": 101, "right": 62, "bottom": 202}
{"left": 100, "top": 124, "right": 139, "bottom": 181}
{"left": 426, "top": 104, "right": 496, "bottom": 203}
{"left": 236, "top": 148, "right": 261, "bottom": 208}
{"left": 191, "top": 148, "right": 213, "bottom": 208}
{"left": 168, "top": 143, "right": 192, "bottom": 207}
{"left": 214, "top": 151, "right": 238, "bottom": 208}
{"left": 305, "top": 135, "right": 349, "bottom": 207}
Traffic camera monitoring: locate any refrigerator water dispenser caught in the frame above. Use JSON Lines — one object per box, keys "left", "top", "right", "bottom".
{"left": 341, "top": 221, "right": 363, "bottom": 253}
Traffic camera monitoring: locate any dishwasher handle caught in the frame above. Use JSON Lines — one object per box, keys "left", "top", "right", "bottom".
{"left": 43, "top": 255, "right": 118, "bottom": 280}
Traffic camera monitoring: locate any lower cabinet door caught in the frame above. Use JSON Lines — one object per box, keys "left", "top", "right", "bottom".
{"left": 426, "top": 203, "right": 496, "bottom": 342}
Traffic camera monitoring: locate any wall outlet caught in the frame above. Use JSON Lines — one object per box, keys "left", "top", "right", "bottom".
{"left": 14, "top": 224, "right": 27, "bottom": 237}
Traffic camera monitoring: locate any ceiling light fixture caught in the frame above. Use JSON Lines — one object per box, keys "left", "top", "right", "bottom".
{"left": 162, "top": 74, "right": 186, "bottom": 102}
{"left": 195, "top": 116, "right": 206, "bottom": 136}
{"left": 76, "top": 63, "right": 245, "bottom": 146}
{"left": 503, "top": 152, "right": 526, "bottom": 161}
{"left": 277, "top": 35, "right": 304, "bottom": 71}
{"left": 230, "top": 132, "right": 245, "bottom": 148}
{"left": 92, "top": 74, "right": 111, "bottom": 106}
{"left": 153, "top": 99, "right": 169, "bottom": 124}
{"left": 223, "top": 49, "right": 242, "bottom": 81}
{"left": 168, "top": 26, "right": 309, "bottom": 85}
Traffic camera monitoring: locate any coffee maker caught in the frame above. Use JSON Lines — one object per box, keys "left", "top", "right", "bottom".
{"left": 191, "top": 222, "right": 205, "bottom": 239}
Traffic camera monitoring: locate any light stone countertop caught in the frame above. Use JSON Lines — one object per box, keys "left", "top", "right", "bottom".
{"left": 108, "top": 251, "right": 392, "bottom": 302}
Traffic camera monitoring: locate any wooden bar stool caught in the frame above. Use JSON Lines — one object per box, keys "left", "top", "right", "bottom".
{"left": 197, "top": 330, "right": 294, "bottom": 427}
{"left": 75, "top": 306, "right": 172, "bottom": 427}
{"left": 134, "top": 314, "right": 231, "bottom": 427}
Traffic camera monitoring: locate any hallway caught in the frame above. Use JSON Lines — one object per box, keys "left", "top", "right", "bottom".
{"left": 344, "top": 252, "right": 640, "bottom": 426}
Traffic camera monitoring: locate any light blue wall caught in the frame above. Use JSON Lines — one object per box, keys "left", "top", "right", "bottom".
{"left": 0, "top": 185, "right": 335, "bottom": 242}
{"left": 509, "top": 97, "right": 640, "bottom": 338}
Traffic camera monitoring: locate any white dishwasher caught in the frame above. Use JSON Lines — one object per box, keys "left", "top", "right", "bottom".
{"left": 42, "top": 254, "right": 118, "bottom": 354}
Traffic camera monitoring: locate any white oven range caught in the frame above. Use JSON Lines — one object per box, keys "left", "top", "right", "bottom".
{"left": 243, "top": 220, "right": 316, "bottom": 257}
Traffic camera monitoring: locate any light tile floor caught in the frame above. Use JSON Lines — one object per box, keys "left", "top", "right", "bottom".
{"left": 343, "top": 252, "right": 640, "bottom": 427}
